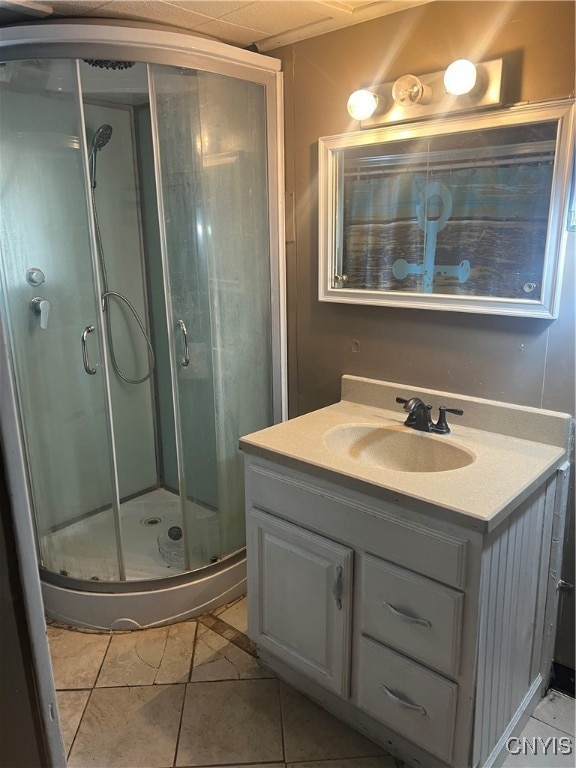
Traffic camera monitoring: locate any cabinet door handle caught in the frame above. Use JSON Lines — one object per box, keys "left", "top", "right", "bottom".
{"left": 382, "top": 601, "right": 431, "bottom": 628}
{"left": 332, "top": 565, "right": 343, "bottom": 610}
{"left": 380, "top": 685, "right": 427, "bottom": 716}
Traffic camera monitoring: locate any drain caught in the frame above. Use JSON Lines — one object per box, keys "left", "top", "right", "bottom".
{"left": 167, "top": 526, "right": 182, "bottom": 541}
{"left": 141, "top": 516, "right": 162, "bottom": 527}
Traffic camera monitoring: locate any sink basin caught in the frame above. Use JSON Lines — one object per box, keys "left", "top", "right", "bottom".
{"left": 323, "top": 424, "right": 476, "bottom": 473}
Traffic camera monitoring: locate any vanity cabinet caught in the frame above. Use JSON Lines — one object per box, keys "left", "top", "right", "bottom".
{"left": 244, "top": 453, "right": 568, "bottom": 768}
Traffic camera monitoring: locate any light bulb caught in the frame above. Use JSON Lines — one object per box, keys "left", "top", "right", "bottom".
{"left": 444, "top": 59, "right": 477, "bottom": 96}
{"left": 347, "top": 89, "right": 379, "bottom": 120}
{"left": 392, "top": 74, "right": 431, "bottom": 105}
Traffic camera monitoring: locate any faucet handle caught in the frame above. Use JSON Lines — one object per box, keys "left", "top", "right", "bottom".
{"left": 30, "top": 296, "right": 51, "bottom": 330}
{"left": 434, "top": 406, "right": 464, "bottom": 434}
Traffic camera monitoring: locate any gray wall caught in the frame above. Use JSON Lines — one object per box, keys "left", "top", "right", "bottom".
{"left": 272, "top": 1, "right": 575, "bottom": 668}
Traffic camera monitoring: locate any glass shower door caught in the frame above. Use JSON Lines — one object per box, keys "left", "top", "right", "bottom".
{"left": 0, "top": 59, "right": 122, "bottom": 581}
{"left": 150, "top": 65, "right": 274, "bottom": 565}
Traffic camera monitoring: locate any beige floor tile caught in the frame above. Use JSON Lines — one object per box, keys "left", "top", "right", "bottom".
{"left": 68, "top": 684, "right": 185, "bottom": 768}
{"left": 47, "top": 627, "right": 110, "bottom": 690}
{"left": 287, "top": 759, "right": 397, "bottom": 768}
{"left": 155, "top": 621, "right": 197, "bottom": 684}
{"left": 96, "top": 626, "right": 170, "bottom": 687}
{"left": 190, "top": 626, "right": 272, "bottom": 681}
{"left": 218, "top": 596, "right": 248, "bottom": 633}
{"left": 502, "top": 718, "right": 575, "bottom": 767}
{"left": 280, "top": 682, "right": 386, "bottom": 762}
{"left": 533, "top": 690, "right": 575, "bottom": 736}
{"left": 176, "top": 679, "right": 283, "bottom": 766}
{"left": 56, "top": 690, "right": 90, "bottom": 756}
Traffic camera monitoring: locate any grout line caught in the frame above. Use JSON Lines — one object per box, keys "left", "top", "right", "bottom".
{"left": 92, "top": 632, "right": 112, "bottom": 689}
{"left": 530, "top": 712, "right": 576, "bottom": 738}
{"left": 65, "top": 687, "right": 93, "bottom": 764}
{"left": 61, "top": 681, "right": 190, "bottom": 691}
{"left": 172, "top": 681, "right": 189, "bottom": 768}
{"left": 278, "top": 677, "right": 287, "bottom": 764}
{"left": 188, "top": 621, "right": 199, "bottom": 682}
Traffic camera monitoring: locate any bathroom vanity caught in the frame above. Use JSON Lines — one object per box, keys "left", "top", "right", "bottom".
{"left": 240, "top": 376, "right": 572, "bottom": 768}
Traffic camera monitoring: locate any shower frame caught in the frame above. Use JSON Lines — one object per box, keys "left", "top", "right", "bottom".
{"left": 0, "top": 24, "right": 285, "bottom": 621}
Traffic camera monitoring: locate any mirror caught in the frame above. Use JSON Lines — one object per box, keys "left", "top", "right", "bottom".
{"left": 319, "top": 101, "right": 574, "bottom": 317}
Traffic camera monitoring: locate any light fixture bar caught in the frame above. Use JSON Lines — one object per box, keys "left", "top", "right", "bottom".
{"left": 358, "top": 58, "right": 504, "bottom": 129}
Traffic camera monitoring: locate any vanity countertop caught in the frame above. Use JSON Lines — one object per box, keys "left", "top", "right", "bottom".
{"left": 240, "top": 376, "right": 573, "bottom": 532}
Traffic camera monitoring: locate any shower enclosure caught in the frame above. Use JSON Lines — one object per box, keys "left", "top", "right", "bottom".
{"left": 0, "top": 25, "right": 285, "bottom": 629}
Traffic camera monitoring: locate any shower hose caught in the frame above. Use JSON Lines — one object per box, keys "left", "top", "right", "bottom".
{"left": 91, "top": 191, "right": 155, "bottom": 384}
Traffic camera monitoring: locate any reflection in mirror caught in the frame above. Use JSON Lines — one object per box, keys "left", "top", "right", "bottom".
{"left": 319, "top": 101, "right": 574, "bottom": 317}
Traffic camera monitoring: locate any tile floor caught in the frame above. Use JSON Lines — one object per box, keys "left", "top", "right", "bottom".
{"left": 48, "top": 596, "right": 575, "bottom": 768}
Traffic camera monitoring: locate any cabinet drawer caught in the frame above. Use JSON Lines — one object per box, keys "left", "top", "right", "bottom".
{"left": 360, "top": 554, "right": 463, "bottom": 678}
{"left": 356, "top": 635, "right": 457, "bottom": 762}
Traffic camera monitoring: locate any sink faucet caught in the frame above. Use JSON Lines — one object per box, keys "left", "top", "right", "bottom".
{"left": 400, "top": 397, "right": 433, "bottom": 432}
{"left": 396, "top": 396, "right": 464, "bottom": 434}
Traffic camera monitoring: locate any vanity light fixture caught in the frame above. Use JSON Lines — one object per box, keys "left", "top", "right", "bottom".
{"left": 348, "top": 57, "right": 503, "bottom": 128}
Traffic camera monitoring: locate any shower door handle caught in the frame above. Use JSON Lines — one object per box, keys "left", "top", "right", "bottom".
{"left": 177, "top": 320, "right": 190, "bottom": 368}
{"left": 81, "top": 325, "right": 97, "bottom": 375}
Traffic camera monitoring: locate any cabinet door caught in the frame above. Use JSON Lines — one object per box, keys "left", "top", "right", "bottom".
{"left": 247, "top": 508, "right": 353, "bottom": 697}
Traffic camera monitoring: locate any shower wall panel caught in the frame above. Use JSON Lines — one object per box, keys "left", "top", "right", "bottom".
{"left": 151, "top": 66, "right": 275, "bottom": 561}
{"left": 83, "top": 103, "right": 157, "bottom": 499}
{"left": 0, "top": 84, "right": 119, "bottom": 546}
{"left": 197, "top": 72, "right": 274, "bottom": 555}
{"left": 151, "top": 73, "right": 220, "bottom": 521}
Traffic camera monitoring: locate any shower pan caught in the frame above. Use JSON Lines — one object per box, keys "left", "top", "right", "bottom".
{"left": 0, "top": 24, "right": 285, "bottom": 630}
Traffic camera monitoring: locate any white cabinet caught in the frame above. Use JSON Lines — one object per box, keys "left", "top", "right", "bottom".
{"left": 247, "top": 507, "right": 353, "bottom": 696}
{"left": 244, "top": 455, "right": 566, "bottom": 768}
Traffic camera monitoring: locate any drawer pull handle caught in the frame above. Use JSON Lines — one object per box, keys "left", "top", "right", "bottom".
{"left": 380, "top": 685, "right": 427, "bottom": 716}
{"left": 382, "top": 601, "right": 431, "bottom": 628}
{"left": 332, "top": 565, "right": 343, "bottom": 610}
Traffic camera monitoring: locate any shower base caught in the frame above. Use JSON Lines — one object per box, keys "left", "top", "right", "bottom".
{"left": 40, "top": 488, "right": 219, "bottom": 581}
{"left": 41, "top": 551, "right": 246, "bottom": 631}
{"left": 40, "top": 488, "right": 246, "bottom": 631}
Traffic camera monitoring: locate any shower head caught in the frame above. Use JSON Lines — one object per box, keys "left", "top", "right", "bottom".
{"left": 91, "top": 124, "right": 112, "bottom": 153}
{"left": 88, "top": 124, "right": 112, "bottom": 189}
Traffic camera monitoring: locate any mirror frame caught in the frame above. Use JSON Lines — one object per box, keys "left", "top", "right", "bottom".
{"left": 318, "top": 100, "right": 574, "bottom": 317}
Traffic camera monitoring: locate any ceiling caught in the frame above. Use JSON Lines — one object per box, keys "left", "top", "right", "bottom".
{"left": 0, "top": 0, "right": 432, "bottom": 51}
